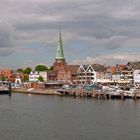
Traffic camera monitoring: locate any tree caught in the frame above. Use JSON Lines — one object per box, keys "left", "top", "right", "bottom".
{"left": 38, "top": 76, "right": 44, "bottom": 82}
{"left": 49, "top": 66, "right": 53, "bottom": 71}
{"left": 1, "top": 75, "right": 6, "bottom": 81}
{"left": 23, "top": 75, "right": 29, "bottom": 82}
{"left": 17, "top": 68, "right": 24, "bottom": 73}
{"left": 35, "top": 65, "right": 47, "bottom": 72}
{"left": 24, "top": 67, "right": 32, "bottom": 74}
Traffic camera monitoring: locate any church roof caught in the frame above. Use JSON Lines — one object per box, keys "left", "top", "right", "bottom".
{"left": 66, "top": 65, "right": 79, "bottom": 74}
{"left": 56, "top": 26, "right": 65, "bottom": 60}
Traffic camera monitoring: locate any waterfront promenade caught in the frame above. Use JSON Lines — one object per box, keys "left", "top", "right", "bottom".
{"left": 12, "top": 88, "right": 61, "bottom": 95}
{"left": 57, "top": 88, "right": 140, "bottom": 99}
{"left": 12, "top": 87, "right": 140, "bottom": 100}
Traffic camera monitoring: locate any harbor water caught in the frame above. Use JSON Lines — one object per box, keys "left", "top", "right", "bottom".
{"left": 0, "top": 93, "right": 140, "bottom": 140}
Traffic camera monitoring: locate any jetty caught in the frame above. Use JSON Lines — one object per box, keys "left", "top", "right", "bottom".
{"left": 57, "top": 85, "right": 140, "bottom": 100}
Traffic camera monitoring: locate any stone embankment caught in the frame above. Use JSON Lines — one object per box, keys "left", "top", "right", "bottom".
{"left": 12, "top": 88, "right": 61, "bottom": 95}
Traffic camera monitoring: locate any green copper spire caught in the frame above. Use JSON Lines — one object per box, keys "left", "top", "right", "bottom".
{"left": 56, "top": 26, "right": 65, "bottom": 60}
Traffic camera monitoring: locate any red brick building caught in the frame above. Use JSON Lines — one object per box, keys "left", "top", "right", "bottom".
{"left": 0, "top": 69, "right": 11, "bottom": 80}
{"left": 48, "top": 27, "right": 79, "bottom": 83}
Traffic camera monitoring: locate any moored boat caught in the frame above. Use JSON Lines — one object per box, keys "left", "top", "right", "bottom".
{"left": 0, "top": 87, "right": 10, "bottom": 94}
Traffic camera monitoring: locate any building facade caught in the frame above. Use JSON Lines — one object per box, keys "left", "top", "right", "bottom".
{"left": 77, "top": 64, "right": 97, "bottom": 84}
{"left": 0, "top": 69, "right": 11, "bottom": 80}
{"left": 133, "top": 70, "right": 140, "bottom": 84}
{"left": 29, "top": 71, "right": 39, "bottom": 82}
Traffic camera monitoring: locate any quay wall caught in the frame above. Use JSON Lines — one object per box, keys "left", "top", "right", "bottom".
{"left": 12, "top": 88, "right": 61, "bottom": 95}
{"left": 11, "top": 88, "right": 140, "bottom": 100}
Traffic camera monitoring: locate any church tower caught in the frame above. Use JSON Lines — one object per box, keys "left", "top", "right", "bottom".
{"left": 53, "top": 26, "right": 67, "bottom": 72}
{"left": 56, "top": 26, "right": 65, "bottom": 62}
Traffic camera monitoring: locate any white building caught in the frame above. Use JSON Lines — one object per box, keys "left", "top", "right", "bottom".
{"left": 39, "top": 71, "right": 47, "bottom": 81}
{"left": 112, "top": 74, "right": 121, "bottom": 83}
{"left": 133, "top": 70, "right": 140, "bottom": 84}
{"left": 29, "top": 71, "right": 48, "bottom": 82}
{"left": 29, "top": 71, "right": 39, "bottom": 82}
{"left": 77, "top": 64, "right": 97, "bottom": 84}
{"left": 96, "top": 72, "right": 112, "bottom": 83}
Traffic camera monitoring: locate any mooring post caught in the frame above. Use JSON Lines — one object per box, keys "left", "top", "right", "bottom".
{"left": 9, "top": 82, "right": 11, "bottom": 96}
{"left": 121, "top": 93, "right": 124, "bottom": 100}
{"left": 134, "top": 92, "right": 137, "bottom": 100}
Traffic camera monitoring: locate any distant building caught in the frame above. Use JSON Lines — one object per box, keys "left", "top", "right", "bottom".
{"left": 9, "top": 72, "right": 24, "bottom": 83}
{"left": 47, "top": 71, "right": 57, "bottom": 81}
{"left": 96, "top": 72, "right": 112, "bottom": 83}
{"left": 107, "top": 64, "right": 125, "bottom": 74}
{"left": 29, "top": 71, "right": 39, "bottom": 82}
{"left": 52, "top": 26, "right": 68, "bottom": 82}
{"left": 0, "top": 69, "right": 11, "bottom": 80}
{"left": 125, "top": 61, "right": 140, "bottom": 71}
{"left": 49, "top": 27, "right": 79, "bottom": 83}
{"left": 48, "top": 27, "right": 108, "bottom": 84}
{"left": 133, "top": 70, "right": 140, "bottom": 84}
{"left": 77, "top": 64, "right": 97, "bottom": 84}
{"left": 39, "top": 71, "right": 47, "bottom": 81}
{"left": 112, "top": 72, "right": 121, "bottom": 83}
{"left": 120, "top": 61, "right": 140, "bottom": 83}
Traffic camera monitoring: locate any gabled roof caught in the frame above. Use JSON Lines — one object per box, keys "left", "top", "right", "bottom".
{"left": 126, "top": 61, "right": 140, "bottom": 70}
{"left": 115, "top": 64, "right": 125, "bottom": 71}
{"left": 85, "top": 65, "right": 95, "bottom": 72}
{"left": 107, "top": 66, "right": 116, "bottom": 73}
{"left": 77, "top": 64, "right": 86, "bottom": 73}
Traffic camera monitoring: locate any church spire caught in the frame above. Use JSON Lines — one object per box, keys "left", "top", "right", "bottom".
{"left": 56, "top": 25, "right": 65, "bottom": 60}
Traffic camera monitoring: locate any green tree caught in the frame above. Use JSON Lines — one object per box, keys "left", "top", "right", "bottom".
{"left": 49, "top": 66, "right": 53, "bottom": 71}
{"left": 38, "top": 76, "right": 44, "bottom": 82}
{"left": 23, "top": 75, "right": 29, "bottom": 82}
{"left": 35, "top": 65, "right": 47, "bottom": 72}
{"left": 24, "top": 67, "right": 32, "bottom": 74}
{"left": 1, "top": 75, "right": 6, "bottom": 81}
{"left": 17, "top": 68, "right": 24, "bottom": 73}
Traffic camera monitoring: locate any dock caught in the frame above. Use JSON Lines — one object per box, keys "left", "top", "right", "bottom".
{"left": 57, "top": 88, "right": 140, "bottom": 100}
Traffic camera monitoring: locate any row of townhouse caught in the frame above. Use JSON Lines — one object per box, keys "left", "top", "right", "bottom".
{"left": 28, "top": 64, "right": 104, "bottom": 84}
{"left": 24, "top": 61, "right": 140, "bottom": 85}
{"left": 110, "top": 62, "right": 140, "bottom": 84}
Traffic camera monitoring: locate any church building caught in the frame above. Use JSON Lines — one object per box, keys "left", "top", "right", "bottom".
{"left": 48, "top": 27, "right": 78, "bottom": 83}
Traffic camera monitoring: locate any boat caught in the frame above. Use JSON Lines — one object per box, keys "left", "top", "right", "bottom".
{"left": 0, "top": 87, "right": 10, "bottom": 95}
{"left": 0, "top": 81, "right": 11, "bottom": 95}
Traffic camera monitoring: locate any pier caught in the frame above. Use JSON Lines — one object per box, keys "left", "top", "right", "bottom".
{"left": 57, "top": 88, "right": 140, "bottom": 100}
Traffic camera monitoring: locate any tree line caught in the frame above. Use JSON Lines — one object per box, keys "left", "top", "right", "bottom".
{"left": 17, "top": 65, "right": 53, "bottom": 74}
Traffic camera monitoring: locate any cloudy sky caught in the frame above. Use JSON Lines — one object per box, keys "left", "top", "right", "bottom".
{"left": 0, "top": 0, "right": 140, "bottom": 69}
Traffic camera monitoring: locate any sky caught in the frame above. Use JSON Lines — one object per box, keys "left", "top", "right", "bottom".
{"left": 0, "top": 0, "right": 140, "bottom": 69}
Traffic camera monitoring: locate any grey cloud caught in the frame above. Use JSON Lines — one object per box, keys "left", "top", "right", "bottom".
{"left": 0, "top": 0, "right": 139, "bottom": 57}
{"left": 0, "top": 20, "right": 14, "bottom": 48}
{"left": 0, "top": 48, "right": 14, "bottom": 56}
{"left": 0, "top": 19, "right": 18, "bottom": 56}
{"left": 72, "top": 52, "right": 140, "bottom": 65}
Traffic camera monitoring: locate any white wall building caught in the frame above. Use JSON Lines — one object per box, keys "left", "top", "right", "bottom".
{"left": 39, "top": 71, "right": 47, "bottom": 81}
{"left": 29, "top": 71, "right": 48, "bottom": 82}
{"left": 29, "top": 71, "right": 39, "bottom": 82}
{"left": 133, "top": 70, "right": 140, "bottom": 84}
{"left": 77, "top": 64, "right": 97, "bottom": 84}
{"left": 96, "top": 72, "right": 112, "bottom": 83}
